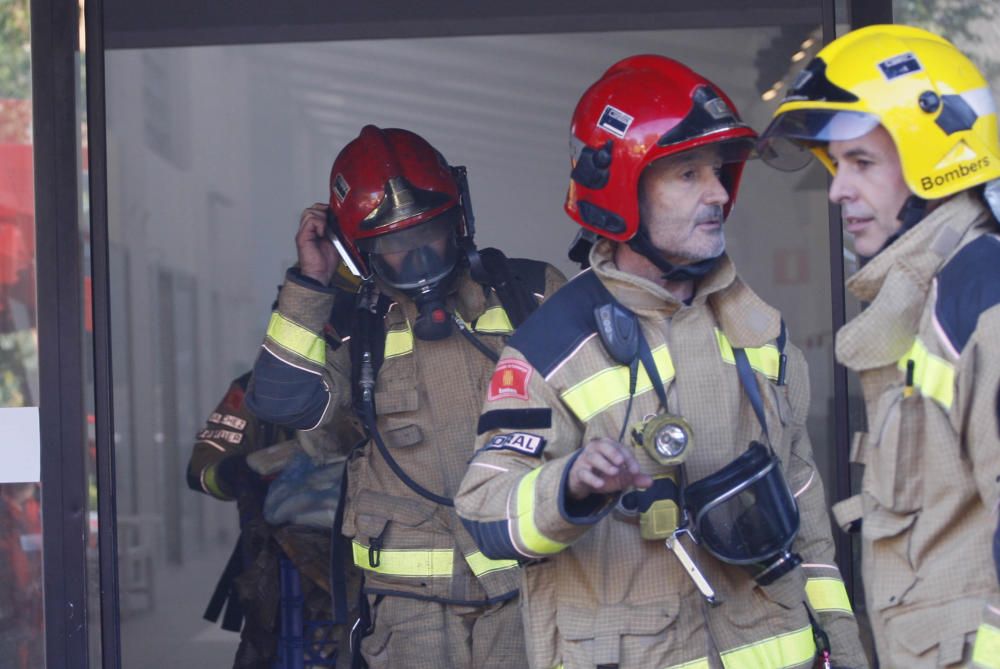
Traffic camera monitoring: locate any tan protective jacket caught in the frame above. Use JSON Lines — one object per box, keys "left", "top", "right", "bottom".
{"left": 259, "top": 265, "right": 565, "bottom": 605}
{"left": 832, "top": 192, "right": 1000, "bottom": 668}
{"left": 456, "top": 240, "right": 868, "bottom": 669}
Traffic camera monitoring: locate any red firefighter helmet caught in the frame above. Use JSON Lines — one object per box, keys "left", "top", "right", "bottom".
{"left": 327, "top": 125, "right": 464, "bottom": 281}
{"left": 565, "top": 55, "right": 757, "bottom": 242}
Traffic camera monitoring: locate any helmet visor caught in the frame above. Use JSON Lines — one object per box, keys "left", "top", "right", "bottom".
{"left": 758, "top": 109, "right": 881, "bottom": 171}
{"left": 685, "top": 443, "right": 800, "bottom": 565}
{"left": 359, "top": 210, "right": 460, "bottom": 291}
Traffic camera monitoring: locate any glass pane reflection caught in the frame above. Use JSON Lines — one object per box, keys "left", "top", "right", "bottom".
{"left": 0, "top": 0, "right": 44, "bottom": 666}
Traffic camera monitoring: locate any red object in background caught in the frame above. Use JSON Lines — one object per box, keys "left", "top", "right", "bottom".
{"left": 0, "top": 137, "right": 37, "bottom": 322}
{"left": 0, "top": 484, "right": 44, "bottom": 669}
{"left": 0, "top": 143, "right": 35, "bottom": 295}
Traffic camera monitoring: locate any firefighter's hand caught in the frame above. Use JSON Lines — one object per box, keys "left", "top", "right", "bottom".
{"left": 566, "top": 437, "right": 652, "bottom": 500}
{"left": 296, "top": 203, "right": 339, "bottom": 286}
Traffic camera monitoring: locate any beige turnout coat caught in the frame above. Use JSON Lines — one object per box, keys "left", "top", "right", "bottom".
{"left": 833, "top": 192, "right": 1000, "bottom": 668}
{"left": 456, "top": 240, "right": 868, "bottom": 669}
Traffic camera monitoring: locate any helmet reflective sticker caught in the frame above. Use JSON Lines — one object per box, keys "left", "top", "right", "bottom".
{"left": 597, "top": 105, "right": 634, "bottom": 138}
{"left": 877, "top": 52, "right": 922, "bottom": 80}
{"left": 333, "top": 173, "right": 350, "bottom": 203}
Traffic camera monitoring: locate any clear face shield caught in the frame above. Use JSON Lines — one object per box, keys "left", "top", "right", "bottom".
{"left": 683, "top": 442, "right": 801, "bottom": 585}
{"left": 757, "top": 109, "right": 881, "bottom": 172}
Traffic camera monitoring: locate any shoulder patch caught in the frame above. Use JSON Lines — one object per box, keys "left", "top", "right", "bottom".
{"left": 482, "top": 432, "right": 546, "bottom": 457}
{"left": 488, "top": 359, "right": 533, "bottom": 401}
{"left": 507, "top": 270, "right": 605, "bottom": 377}
{"left": 935, "top": 235, "right": 1000, "bottom": 355}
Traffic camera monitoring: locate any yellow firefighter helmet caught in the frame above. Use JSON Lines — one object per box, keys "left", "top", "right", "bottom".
{"left": 758, "top": 24, "right": 1000, "bottom": 199}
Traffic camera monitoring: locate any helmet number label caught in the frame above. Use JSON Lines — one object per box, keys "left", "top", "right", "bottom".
{"left": 598, "top": 105, "right": 634, "bottom": 138}
{"left": 878, "top": 52, "right": 922, "bottom": 80}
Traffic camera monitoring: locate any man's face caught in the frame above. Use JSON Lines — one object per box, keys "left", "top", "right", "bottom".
{"left": 827, "top": 125, "right": 912, "bottom": 258}
{"left": 638, "top": 146, "right": 730, "bottom": 265}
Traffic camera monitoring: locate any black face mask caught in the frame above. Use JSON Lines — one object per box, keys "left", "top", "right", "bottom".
{"left": 368, "top": 233, "right": 460, "bottom": 341}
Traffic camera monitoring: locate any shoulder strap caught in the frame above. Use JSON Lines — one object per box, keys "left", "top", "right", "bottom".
{"left": 733, "top": 318, "right": 787, "bottom": 446}
{"left": 475, "top": 247, "right": 546, "bottom": 328}
{"left": 349, "top": 292, "right": 391, "bottom": 414}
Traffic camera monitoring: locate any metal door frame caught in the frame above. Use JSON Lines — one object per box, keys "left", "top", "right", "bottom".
{"left": 31, "top": 0, "right": 893, "bottom": 665}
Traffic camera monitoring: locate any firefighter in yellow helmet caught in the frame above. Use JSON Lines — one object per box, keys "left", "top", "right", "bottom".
{"left": 760, "top": 24, "right": 1000, "bottom": 668}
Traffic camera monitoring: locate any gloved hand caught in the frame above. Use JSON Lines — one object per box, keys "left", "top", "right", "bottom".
{"left": 213, "top": 454, "right": 258, "bottom": 498}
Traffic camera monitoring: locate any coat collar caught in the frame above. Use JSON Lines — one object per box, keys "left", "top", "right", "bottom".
{"left": 589, "top": 238, "right": 782, "bottom": 348}
{"left": 846, "top": 191, "right": 990, "bottom": 302}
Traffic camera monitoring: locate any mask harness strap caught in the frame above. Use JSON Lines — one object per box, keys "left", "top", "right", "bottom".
{"left": 730, "top": 319, "right": 787, "bottom": 451}
{"left": 874, "top": 195, "right": 928, "bottom": 256}
{"left": 732, "top": 347, "right": 771, "bottom": 448}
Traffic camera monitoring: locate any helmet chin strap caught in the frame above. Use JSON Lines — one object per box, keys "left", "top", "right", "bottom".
{"left": 627, "top": 226, "right": 720, "bottom": 283}
{"left": 873, "top": 195, "right": 928, "bottom": 257}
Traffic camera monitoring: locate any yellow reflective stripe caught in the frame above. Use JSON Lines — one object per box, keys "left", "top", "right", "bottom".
{"left": 898, "top": 338, "right": 954, "bottom": 409}
{"left": 514, "top": 467, "right": 568, "bottom": 556}
{"left": 203, "top": 463, "right": 228, "bottom": 499}
{"left": 384, "top": 322, "right": 414, "bottom": 359}
{"left": 351, "top": 541, "right": 453, "bottom": 577}
{"left": 266, "top": 312, "right": 325, "bottom": 365}
{"left": 715, "top": 329, "right": 780, "bottom": 381}
{"left": 973, "top": 622, "right": 1000, "bottom": 668}
{"left": 561, "top": 345, "right": 676, "bottom": 422}
{"left": 464, "top": 551, "right": 519, "bottom": 577}
{"left": 474, "top": 306, "right": 514, "bottom": 334}
{"left": 805, "top": 577, "right": 852, "bottom": 613}
{"left": 720, "top": 625, "right": 815, "bottom": 669}
{"left": 665, "top": 658, "right": 711, "bottom": 669}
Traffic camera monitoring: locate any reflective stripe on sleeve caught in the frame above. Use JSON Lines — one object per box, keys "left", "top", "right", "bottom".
{"left": 805, "top": 577, "right": 853, "bottom": 614}
{"left": 973, "top": 622, "right": 1000, "bottom": 669}
{"left": 385, "top": 322, "right": 414, "bottom": 359}
{"left": 513, "top": 467, "right": 568, "bottom": 556}
{"left": 266, "top": 312, "right": 326, "bottom": 365}
{"left": 560, "top": 345, "right": 676, "bottom": 422}
{"left": 715, "top": 329, "right": 780, "bottom": 381}
{"left": 897, "top": 338, "right": 955, "bottom": 409}
{"left": 720, "top": 625, "right": 816, "bottom": 669}
{"left": 351, "top": 541, "right": 453, "bottom": 577}
{"left": 463, "top": 551, "right": 519, "bottom": 577}
{"left": 202, "top": 463, "right": 229, "bottom": 499}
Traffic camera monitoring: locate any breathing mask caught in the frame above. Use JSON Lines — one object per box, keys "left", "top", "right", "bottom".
{"left": 359, "top": 211, "right": 461, "bottom": 340}
{"left": 683, "top": 441, "right": 801, "bottom": 585}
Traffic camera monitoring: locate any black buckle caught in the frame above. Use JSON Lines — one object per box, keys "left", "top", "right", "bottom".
{"left": 368, "top": 535, "right": 383, "bottom": 569}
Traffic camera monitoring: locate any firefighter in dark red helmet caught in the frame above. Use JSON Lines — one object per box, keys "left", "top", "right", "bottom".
{"left": 246, "top": 125, "right": 565, "bottom": 669}
{"left": 456, "top": 56, "right": 868, "bottom": 669}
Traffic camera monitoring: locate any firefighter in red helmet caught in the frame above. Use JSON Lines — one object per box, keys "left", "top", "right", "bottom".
{"left": 456, "top": 56, "right": 868, "bottom": 669}
{"left": 247, "top": 125, "right": 565, "bottom": 669}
